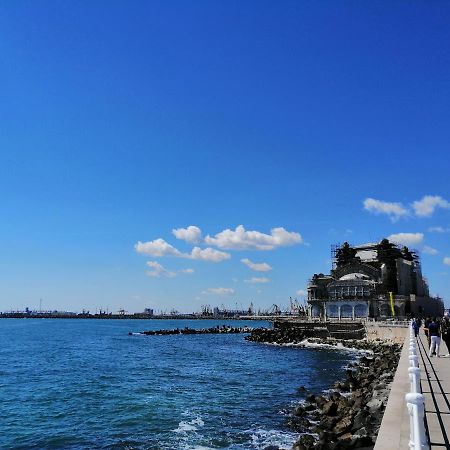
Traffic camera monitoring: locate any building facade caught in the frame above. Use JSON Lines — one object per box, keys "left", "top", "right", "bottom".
{"left": 307, "top": 239, "right": 444, "bottom": 319}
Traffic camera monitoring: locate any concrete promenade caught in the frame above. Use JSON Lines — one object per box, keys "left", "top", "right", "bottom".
{"left": 417, "top": 333, "right": 450, "bottom": 449}
{"left": 375, "top": 329, "right": 450, "bottom": 449}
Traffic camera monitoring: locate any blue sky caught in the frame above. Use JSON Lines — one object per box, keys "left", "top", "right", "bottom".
{"left": 1, "top": 1, "right": 449, "bottom": 313}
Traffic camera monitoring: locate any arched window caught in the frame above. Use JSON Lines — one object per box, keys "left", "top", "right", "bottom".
{"left": 327, "top": 304, "right": 339, "bottom": 318}
{"left": 341, "top": 304, "right": 352, "bottom": 318}
{"left": 312, "top": 304, "right": 322, "bottom": 317}
{"left": 354, "top": 303, "right": 368, "bottom": 317}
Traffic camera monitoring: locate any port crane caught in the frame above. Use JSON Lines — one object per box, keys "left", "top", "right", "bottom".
{"left": 268, "top": 304, "right": 281, "bottom": 315}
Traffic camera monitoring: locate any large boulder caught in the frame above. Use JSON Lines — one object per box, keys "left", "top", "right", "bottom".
{"left": 334, "top": 416, "right": 353, "bottom": 436}
{"left": 352, "top": 410, "right": 369, "bottom": 431}
{"left": 366, "top": 398, "right": 383, "bottom": 413}
{"left": 321, "top": 400, "right": 338, "bottom": 416}
{"left": 293, "top": 433, "right": 316, "bottom": 450}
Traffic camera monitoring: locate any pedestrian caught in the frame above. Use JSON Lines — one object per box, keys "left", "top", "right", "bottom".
{"left": 424, "top": 316, "right": 432, "bottom": 348}
{"left": 441, "top": 317, "right": 450, "bottom": 357}
{"left": 428, "top": 317, "right": 441, "bottom": 357}
{"left": 412, "top": 318, "right": 420, "bottom": 337}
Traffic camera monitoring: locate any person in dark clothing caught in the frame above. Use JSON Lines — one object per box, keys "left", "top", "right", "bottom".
{"left": 428, "top": 317, "right": 441, "bottom": 357}
{"left": 441, "top": 317, "right": 450, "bottom": 357}
{"left": 412, "top": 318, "right": 420, "bottom": 337}
{"left": 424, "top": 316, "right": 432, "bottom": 347}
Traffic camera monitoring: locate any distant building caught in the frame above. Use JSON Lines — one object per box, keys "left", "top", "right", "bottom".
{"left": 307, "top": 239, "right": 444, "bottom": 319}
{"left": 143, "top": 308, "right": 154, "bottom": 316}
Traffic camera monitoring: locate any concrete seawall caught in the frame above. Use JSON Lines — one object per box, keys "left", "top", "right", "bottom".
{"left": 273, "top": 319, "right": 409, "bottom": 343}
{"left": 365, "top": 322, "right": 408, "bottom": 344}
{"left": 373, "top": 333, "right": 410, "bottom": 449}
{"left": 273, "top": 320, "right": 366, "bottom": 339}
{"left": 364, "top": 322, "right": 410, "bottom": 448}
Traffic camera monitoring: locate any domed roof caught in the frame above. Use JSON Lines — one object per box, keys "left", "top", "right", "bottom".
{"left": 339, "top": 273, "right": 371, "bottom": 281}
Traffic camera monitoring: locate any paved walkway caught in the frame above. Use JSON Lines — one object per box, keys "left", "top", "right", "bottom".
{"left": 417, "top": 333, "right": 450, "bottom": 449}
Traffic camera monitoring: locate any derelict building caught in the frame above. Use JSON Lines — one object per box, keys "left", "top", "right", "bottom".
{"left": 307, "top": 239, "right": 444, "bottom": 319}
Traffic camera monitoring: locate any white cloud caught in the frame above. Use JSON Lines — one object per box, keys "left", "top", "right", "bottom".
{"left": 172, "top": 226, "right": 202, "bottom": 243}
{"left": 413, "top": 195, "right": 450, "bottom": 217}
{"left": 205, "top": 225, "right": 302, "bottom": 250}
{"left": 135, "top": 238, "right": 182, "bottom": 257}
{"left": 428, "top": 226, "right": 450, "bottom": 233}
{"left": 387, "top": 233, "right": 424, "bottom": 246}
{"left": 146, "top": 262, "right": 193, "bottom": 278}
{"left": 444, "top": 257, "right": 450, "bottom": 266}
{"left": 146, "top": 261, "right": 177, "bottom": 278}
{"left": 422, "top": 245, "right": 439, "bottom": 255}
{"left": 363, "top": 198, "right": 409, "bottom": 221}
{"left": 190, "top": 247, "right": 230, "bottom": 262}
{"left": 422, "top": 246, "right": 438, "bottom": 255}
{"left": 296, "top": 289, "right": 307, "bottom": 297}
{"left": 245, "top": 277, "right": 270, "bottom": 284}
{"left": 203, "top": 287, "right": 235, "bottom": 295}
{"left": 135, "top": 239, "right": 229, "bottom": 262}
{"left": 241, "top": 258, "right": 272, "bottom": 272}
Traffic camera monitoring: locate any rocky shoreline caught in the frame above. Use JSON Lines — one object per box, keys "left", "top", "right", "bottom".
{"left": 130, "top": 325, "right": 256, "bottom": 336}
{"left": 245, "top": 328, "right": 402, "bottom": 450}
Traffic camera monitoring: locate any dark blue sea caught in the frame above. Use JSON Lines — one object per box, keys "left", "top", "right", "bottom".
{"left": 0, "top": 319, "right": 358, "bottom": 450}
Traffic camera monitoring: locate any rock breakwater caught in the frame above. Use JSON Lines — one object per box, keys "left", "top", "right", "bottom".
{"left": 245, "top": 326, "right": 307, "bottom": 344}
{"left": 245, "top": 328, "right": 402, "bottom": 450}
{"left": 290, "top": 340, "right": 401, "bottom": 450}
{"left": 130, "top": 325, "right": 259, "bottom": 336}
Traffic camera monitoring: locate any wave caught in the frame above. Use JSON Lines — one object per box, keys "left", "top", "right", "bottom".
{"left": 248, "top": 428, "right": 299, "bottom": 449}
{"left": 261, "top": 338, "right": 373, "bottom": 355}
{"left": 173, "top": 416, "right": 205, "bottom": 434}
{"left": 185, "top": 447, "right": 216, "bottom": 450}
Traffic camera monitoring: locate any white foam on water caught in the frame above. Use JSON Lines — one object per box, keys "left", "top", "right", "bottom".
{"left": 185, "top": 447, "right": 215, "bottom": 450}
{"left": 248, "top": 428, "right": 299, "bottom": 450}
{"left": 340, "top": 391, "right": 352, "bottom": 398}
{"left": 261, "top": 341, "right": 303, "bottom": 347}
{"left": 258, "top": 339, "right": 372, "bottom": 355}
{"left": 173, "top": 421, "right": 197, "bottom": 433}
{"left": 190, "top": 417, "right": 205, "bottom": 427}
{"left": 173, "top": 416, "right": 205, "bottom": 434}
{"left": 299, "top": 339, "right": 373, "bottom": 355}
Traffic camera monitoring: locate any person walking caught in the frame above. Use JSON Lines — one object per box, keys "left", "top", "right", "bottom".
{"left": 441, "top": 317, "right": 450, "bottom": 357}
{"left": 412, "top": 318, "right": 420, "bottom": 337}
{"left": 424, "top": 316, "right": 432, "bottom": 348}
{"left": 428, "top": 317, "right": 441, "bottom": 357}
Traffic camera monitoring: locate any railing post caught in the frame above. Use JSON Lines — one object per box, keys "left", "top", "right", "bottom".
{"left": 408, "top": 366, "right": 421, "bottom": 393}
{"left": 405, "top": 322, "right": 429, "bottom": 450}
{"left": 409, "top": 354, "right": 419, "bottom": 367}
{"left": 406, "top": 396, "right": 415, "bottom": 450}
{"left": 405, "top": 393, "right": 428, "bottom": 450}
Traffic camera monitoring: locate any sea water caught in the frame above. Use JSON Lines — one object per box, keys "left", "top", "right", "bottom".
{"left": 0, "top": 319, "right": 357, "bottom": 449}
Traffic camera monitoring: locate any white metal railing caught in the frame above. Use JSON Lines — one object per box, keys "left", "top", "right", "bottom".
{"left": 406, "top": 322, "right": 429, "bottom": 450}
